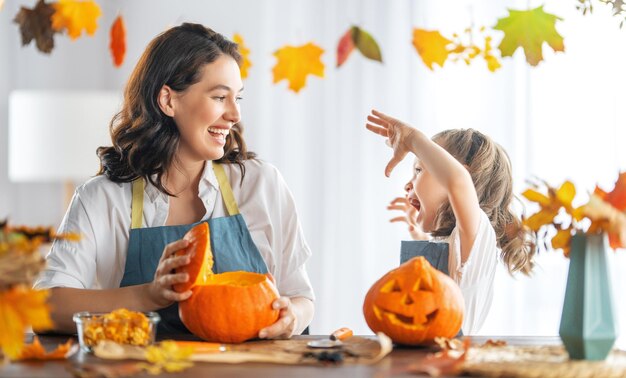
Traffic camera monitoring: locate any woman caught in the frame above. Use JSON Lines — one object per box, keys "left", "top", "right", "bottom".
{"left": 34, "top": 23, "right": 315, "bottom": 338}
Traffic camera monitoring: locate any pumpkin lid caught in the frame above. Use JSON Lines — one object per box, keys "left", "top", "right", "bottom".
{"left": 173, "top": 222, "right": 214, "bottom": 293}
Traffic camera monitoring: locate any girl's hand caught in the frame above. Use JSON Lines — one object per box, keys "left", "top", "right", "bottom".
{"left": 365, "top": 109, "right": 419, "bottom": 177}
{"left": 388, "top": 196, "right": 428, "bottom": 240}
{"left": 147, "top": 239, "right": 192, "bottom": 308}
{"left": 258, "top": 297, "right": 297, "bottom": 339}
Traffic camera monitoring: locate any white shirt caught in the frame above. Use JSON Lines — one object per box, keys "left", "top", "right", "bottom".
{"left": 34, "top": 160, "right": 315, "bottom": 302}
{"left": 443, "top": 210, "right": 498, "bottom": 335}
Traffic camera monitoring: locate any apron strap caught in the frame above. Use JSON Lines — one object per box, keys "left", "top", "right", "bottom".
{"left": 131, "top": 179, "right": 144, "bottom": 229}
{"left": 130, "top": 164, "right": 239, "bottom": 228}
{"left": 212, "top": 162, "right": 240, "bottom": 216}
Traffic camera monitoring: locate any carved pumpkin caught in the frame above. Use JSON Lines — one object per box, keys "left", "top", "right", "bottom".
{"left": 363, "top": 256, "right": 464, "bottom": 345}
{"left": 175, "top": 223, "right": 280, "bottom": 343}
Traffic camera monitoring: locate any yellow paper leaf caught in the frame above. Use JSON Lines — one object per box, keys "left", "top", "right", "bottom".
{"left": 0, "top": 286, "right": 52, "bottom": 359}
{"left": 273, "top": 42, "right": 325, "bottom": 93}
{"left": 556, "top": 181, "right": 576, "bottom": 207}
{"left": 412, "top": 28, "right": 452, "bottom": 70}
{"left": 483, "top": 36, "right": 502, "bottom": 72}
{"left": 233, "top": 33, "right": 252, "bottom": 79}
{"left": 52, "top": 0, "right": 102, "bottom": 40}
{"left": 522, "top": 189, "right": 551, "bottom": 206}
{"left": 523, "top": 208, "right": 558, "bottom": 232}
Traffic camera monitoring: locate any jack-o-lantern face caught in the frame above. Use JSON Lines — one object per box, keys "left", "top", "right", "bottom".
{"left": 363, "top": 256, "right": 464, "bottom": 345}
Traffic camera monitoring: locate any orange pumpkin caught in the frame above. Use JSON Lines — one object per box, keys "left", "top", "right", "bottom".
{"left": 363, "top": 256, "right": 464, "bottom": 345}
{"left": 175, "top": 223, "right": 280, "bottom": 343}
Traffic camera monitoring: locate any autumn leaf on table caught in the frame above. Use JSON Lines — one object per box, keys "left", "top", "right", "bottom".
{"left": 233, "top": 33, "right": 252, "bottom": 79}
{"left": 406, "top": 338, "right": 469, "bottom": 377}
{"left": 52, "top": 0, "right": 102, "bottom": 40}
{"left": 13, "top": 0, "right": 57, "bottom": 54}
{"left": 0, "top": 286, "right": 53, "bottom": 359}
{"left": 494, "top": 5, "right": 564, "bottom": 66}
{"left": 273, "top": 42, "right": 324, "bottom": 93}
{"left": 137, "top": 340, "right": 194, "bottom": 374}
{"left": 14, "top": 336, "right": 74, "bottom": 360}
{"left": 109, "top": 15, "right": 126, "bottom": 68}
{"left": 412, "top": 28, "right": 452, "bottom": 70}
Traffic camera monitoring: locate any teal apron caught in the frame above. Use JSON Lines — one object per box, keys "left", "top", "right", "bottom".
{"left": 120, "top": 162, "right": 268, "bottom": 335}
{"left": 399, "top": 240, "right": 449, "bottom": 274}
{"left": 400, "top": 240, "right": 462, "bottom": 336}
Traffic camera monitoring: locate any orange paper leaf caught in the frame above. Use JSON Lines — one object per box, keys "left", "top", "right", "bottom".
{"left": 336, "top": 28, "right": 355, "bottom": 67}
{"left": 15, "top": 336, "right": 73, "bottom": 360}
{"left": 272, "top": 42, "right": 325, "bottom": 93}
{"left": 52, "top": 0, "right": 102, "bottom": 40}
{"left": 0, "top": 286, "right": 53, "bottom": 359}
{"left": 412, "top": 28, "right": 452, "bottom": 70}
{"left": 585, "top": 194, "right": 626, "bottom": 249}
{"left": 597, "top": 172, "right": 626, "bottom": 211}
{"left": 109, "top": 15, "right": 126, "bottom": 67}
{"left": 233, "top": 33, "right": 252, "bottom": 79}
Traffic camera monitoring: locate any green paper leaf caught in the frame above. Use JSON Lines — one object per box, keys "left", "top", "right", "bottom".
{"left": 494, "top": 5, "right": 564, "bottom": 66}
{"left": 351, "top": 26, "right": 382, "bottom": 63}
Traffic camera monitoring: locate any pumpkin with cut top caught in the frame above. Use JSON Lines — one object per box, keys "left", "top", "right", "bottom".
{"left": 363, "top": 256, "right": 464, "bottom": 345}
{"left": 175, "top": 223, "right": 280, "bottom": 343}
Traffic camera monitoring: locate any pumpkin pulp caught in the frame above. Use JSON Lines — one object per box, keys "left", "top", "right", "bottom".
{"left": 173, "top": 222, "right": 213, "bottom": 293}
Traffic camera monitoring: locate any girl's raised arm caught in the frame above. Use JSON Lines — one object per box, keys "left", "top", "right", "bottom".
{"left": 366, "top": 109, "right": 481, "bottom": 262}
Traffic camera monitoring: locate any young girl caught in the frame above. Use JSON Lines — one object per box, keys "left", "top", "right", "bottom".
{"left": 34, "top": 23, "right": 314, "bottom": 338}
{"left": 366, "top": 109, "right": 534, "bottom": 334}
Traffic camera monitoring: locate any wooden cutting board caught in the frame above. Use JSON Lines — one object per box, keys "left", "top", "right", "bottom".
{"left": 93, "top": 334, "right": 392, "bottom": 365}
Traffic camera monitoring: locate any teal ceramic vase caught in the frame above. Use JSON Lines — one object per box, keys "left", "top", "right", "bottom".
{"left": 559, "top": 232, "right": 616, "bottom": 360}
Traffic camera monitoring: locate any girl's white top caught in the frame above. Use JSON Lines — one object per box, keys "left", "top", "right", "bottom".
{"left": 441, "top": 210, "right": 498, "bottom": 334}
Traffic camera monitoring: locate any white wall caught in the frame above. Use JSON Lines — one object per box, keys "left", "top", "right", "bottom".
{"left": 2, "top": 0, "right": 626, "bottom": 338}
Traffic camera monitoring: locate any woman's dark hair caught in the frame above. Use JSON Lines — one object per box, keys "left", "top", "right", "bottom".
{"left": 97, "top": 23, "right": 255, "bottom": 195}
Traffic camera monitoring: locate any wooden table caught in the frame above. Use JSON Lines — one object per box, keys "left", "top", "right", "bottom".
{"left": 0, "top": 335, "right": 562, "bottom": 378}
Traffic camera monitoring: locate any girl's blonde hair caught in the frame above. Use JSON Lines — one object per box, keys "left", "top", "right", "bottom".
{"left": 431, "top": 129, "right": 535, "bottom": 275}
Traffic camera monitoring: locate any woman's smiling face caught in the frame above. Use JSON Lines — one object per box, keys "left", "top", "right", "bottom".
{"left": 171, "top": 54, "right": 244, "bottom": 164}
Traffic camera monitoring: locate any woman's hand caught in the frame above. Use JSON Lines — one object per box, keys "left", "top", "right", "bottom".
{"left": 388, "top": 196, "right": 428, "bottom": 240}
{"left": 365, "top": 109, "right": 421, "bottom": 177}
{"left": 258, "top": 297, "right": 297, "bottom": 339}
{"left": 146, "top": 239, "right": 193, "bottom": 309}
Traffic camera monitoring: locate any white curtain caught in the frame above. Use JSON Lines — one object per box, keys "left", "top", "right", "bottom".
{"left": 2, "top": 0, "right": 625, "bottom": 337}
